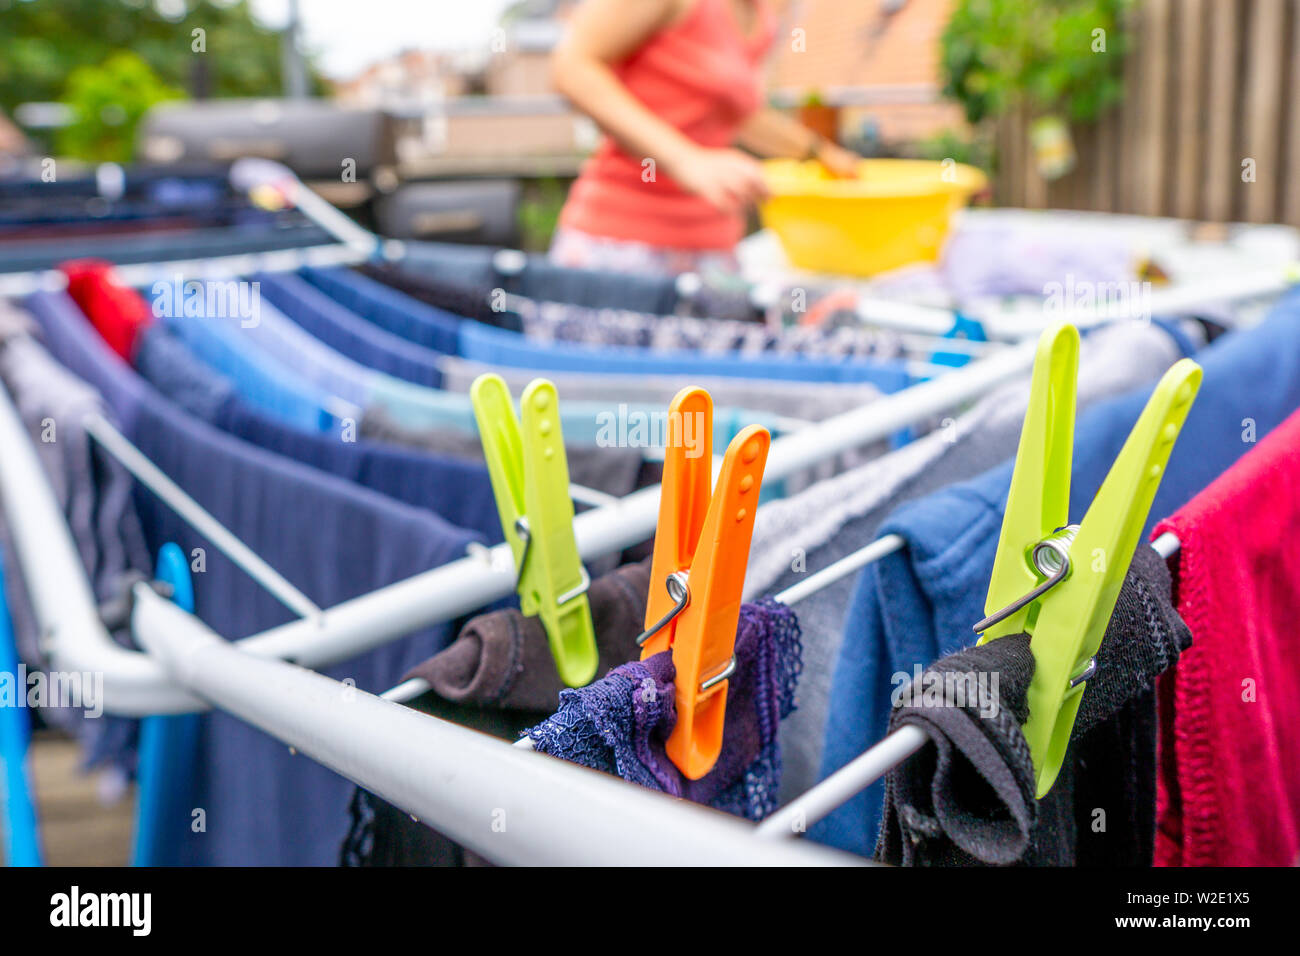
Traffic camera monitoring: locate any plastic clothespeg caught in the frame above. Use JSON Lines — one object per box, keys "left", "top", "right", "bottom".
{"left": 976, "top": 322, "right": 1202, "bottom": 797}
{"left": 470, "top": 373, "right": 598, "bottom": 688}
{"left": 639, "top": 387, "right": 770, "bottom": 780}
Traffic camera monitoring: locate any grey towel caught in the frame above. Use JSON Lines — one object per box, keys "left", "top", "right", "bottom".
{"left": 403, "top": 558, "right": 651, "bottom": 712}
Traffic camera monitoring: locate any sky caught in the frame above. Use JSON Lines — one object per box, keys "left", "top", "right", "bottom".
{"left": 247, "top": 0, "right": 518, "bottom": 79}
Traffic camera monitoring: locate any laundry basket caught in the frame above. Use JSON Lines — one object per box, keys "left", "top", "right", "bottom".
{"left": 759, "top": 158, "right": 987, "bottom": 276}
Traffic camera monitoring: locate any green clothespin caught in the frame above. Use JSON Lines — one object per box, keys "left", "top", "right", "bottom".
{"left": 470, "top": 373, "right": 598, "bottom": 687}
{"left": 974, "top": 323, "right": 1202, "bottom": 797}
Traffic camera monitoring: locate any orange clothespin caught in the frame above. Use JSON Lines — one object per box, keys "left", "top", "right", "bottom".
{"left": 637, "top": 387, "right": 770, "bottom": 779}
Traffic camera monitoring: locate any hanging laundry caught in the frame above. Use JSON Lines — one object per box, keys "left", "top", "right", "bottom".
{"left": 340, "top": 559, "right": 653, "bottom": 867}
{"left": 457, "top": 319, "right": 913, "bottom": 390}
{"left": 2, "top": 222, "right": 333, "bottom": 273}
{"left": 257, "top": 271, "right": 449, "bottom": 386}
{"left": 876, "top": 546, "right": 1190, "bottom": 866}
{"left": 297, "top": 265, "right": 463, "bottom": 354}
{"left": 0, "top": 547, "right": 41, "bottom": 867}
{"left": 24, "top": 288, "right": 484, "bottom": 866}
{"left": 357, "top": 404, "right": 651, "bottom": 510}
{"left": 439, "top": 355, "right": 884, "bottom": 424}
{"left": 150, "top": 276, "right": 377, "bottom": 409}
{"left": 513, "top": 298, "right": 904, "bottom": 360}
{"left": 1152, "top": 405, "right": 1300, "bottom": 867}
{"left": 743, "top": 319, "right": 1196, "bottom": 801}
{"left": 395, "top": 241, "right": 499, "bottom": 289}
{"left": 439, "top": 356, "right": 886, "bottom": 494}
{"left": 0, "top": 301, "right": 151, "bottom": 766}
{"left": 938, "top": 217, "right": 1140, "bottom": 307}
{"left": 154, "top": 292, "right": 341, "bottom": 432}
{"left": 355, "top": 260, "right": 524, "bottom": 332}
{"left": 399, "top": 240, "right": 686, "bottom": 316}
{"left": 133, "top": 324, "right": 507, "bottom": 542}
{"left": 818, "top": 289, "right": 1300, "bottom": 856}
{"left": 404, "top": 558, "right": 650, "bottom": 711}
{"left": 526, "top": 598, "right": 801, "bottom": 822}
{"left": 61, "top": 259, "right": 154, "bottom": 360}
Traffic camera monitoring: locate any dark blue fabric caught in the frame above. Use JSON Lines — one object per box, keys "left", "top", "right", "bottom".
{"left": 151, "top": 299, "right": 336, "bottom": 434}
{"left": 398, "top": 241, "right": 498, "bottom": 289}
{"left": 133, "top": 324, "right": 504, "bottom": 545}
{"left": 457, "top": 321, "right": 914, "bottom": 391}
{"left": 292, "top": 262, "right": 911, "bottom": 389}
{"left": 817, "top": 291, "right": 1300, "bottom": 856}
{"left": 255, "top": 271, "right": 446, "bottom": 387}
{"left": 297, "top": 265, "right": 462, "bottom": 355}
{"left": 24, "top": 289, "right": 482, "bottom": 866}
{"left": 511, "top": 256, "right": 680, "bottom": 316}
{"left": 0, "top": 222, "right": 331, "bottom": 274}
{"left": 397, "top": 242, "right": 681, "bottom": 314}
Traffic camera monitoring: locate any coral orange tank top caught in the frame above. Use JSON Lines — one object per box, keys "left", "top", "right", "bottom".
{"left": 558, "top": 0, "right": 775, "bottom": 251}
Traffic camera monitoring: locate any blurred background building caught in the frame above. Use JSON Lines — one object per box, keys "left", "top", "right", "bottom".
{"left": 2, "top": 0, "right": 1298, "bottom": 250}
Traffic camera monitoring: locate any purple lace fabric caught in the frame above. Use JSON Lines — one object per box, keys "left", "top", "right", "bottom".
{"left": 525, "top": 598, "right": 802, "bottom": 821}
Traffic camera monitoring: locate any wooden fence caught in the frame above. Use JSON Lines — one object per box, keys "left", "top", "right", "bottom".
{"left": 994, "top": 0, "right": 1300, "bottom": 227}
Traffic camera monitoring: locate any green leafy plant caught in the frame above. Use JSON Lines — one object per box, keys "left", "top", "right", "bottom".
{"left": 909, "top": 127, "right": 993, "bottom": 172}
{"left": 0, "top": 0, "right": 322, "bottom": 118}
{"left": 56, "top": 51, "right": 184, "bottom": 163}
{"left": 940, "top": 0, "right": 1132, "bottom": 125}
{"left": 517, "top": 176, "right": 568, "bottom": 252}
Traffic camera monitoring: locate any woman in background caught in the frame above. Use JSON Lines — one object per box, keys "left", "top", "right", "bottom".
{"left": 550, "top": 0, "right": 860, "bottom": 277}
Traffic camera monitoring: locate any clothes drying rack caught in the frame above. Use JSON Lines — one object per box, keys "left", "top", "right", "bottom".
{"left": 0, "top": 164, "right": 1287, "bottom": 864}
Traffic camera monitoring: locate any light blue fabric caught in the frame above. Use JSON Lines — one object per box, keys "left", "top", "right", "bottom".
{"left": 458, "top": 321, "right": 914, "bottom": 392}
{"left": 130, "top": 542, "right": 198, "bottom": 868}
{"left": 930, "top": 313, "right": 987, "bottom": 368}
{"left": 0, "top": 548, "right": 41, "bottom": 866}
{"left": 298, "top": 265, "right": 462, "bottom": 354}
{"left": 817, "top": 291, "right": 1300, "bottom": 856}
{"left": 155, "top": 301, "right": 337, "bottom": 433}
{"left": 370, "top": 373, "right": 778, "bottom": 448}
{"left": 153, "top": 280, "right": 781, "bottom": 451}
{"left": 256, "top": 271, "right": 448, "bottom": 386}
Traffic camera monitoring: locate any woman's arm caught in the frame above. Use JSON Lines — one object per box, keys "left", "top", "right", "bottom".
{"left": 736, "top": 108, "right": 862, "bottom": 177}
{"left": 551, "top": 0, "right": 769, "bottom": 212}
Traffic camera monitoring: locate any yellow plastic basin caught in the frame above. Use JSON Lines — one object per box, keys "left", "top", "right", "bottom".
{"left": 759, "top": 158, "right": 988, "bottom": 276}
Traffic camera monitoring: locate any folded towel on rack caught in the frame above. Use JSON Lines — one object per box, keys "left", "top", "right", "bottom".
{"left": 402, "top": 558, "right": 651, "bottom": 712}
{"left": 876, "top": 546, "right": 1191, "bottom": 866}
{"left": 525, "top": 597, "right": 802, "bottom": 821}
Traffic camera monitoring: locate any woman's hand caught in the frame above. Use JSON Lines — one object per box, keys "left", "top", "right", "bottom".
{"left": 667, "top": 146, "right": 771, "bottom": 213}
{"left": 814, "top": 140, "right": 862, "bottom": 179}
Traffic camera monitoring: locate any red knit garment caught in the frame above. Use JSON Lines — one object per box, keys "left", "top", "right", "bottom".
{"left": 59, "top": 259, "right": 154, "bottom": 360}
{"left": 1153, "top": 406, "right": 1300, "bottom": 866}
